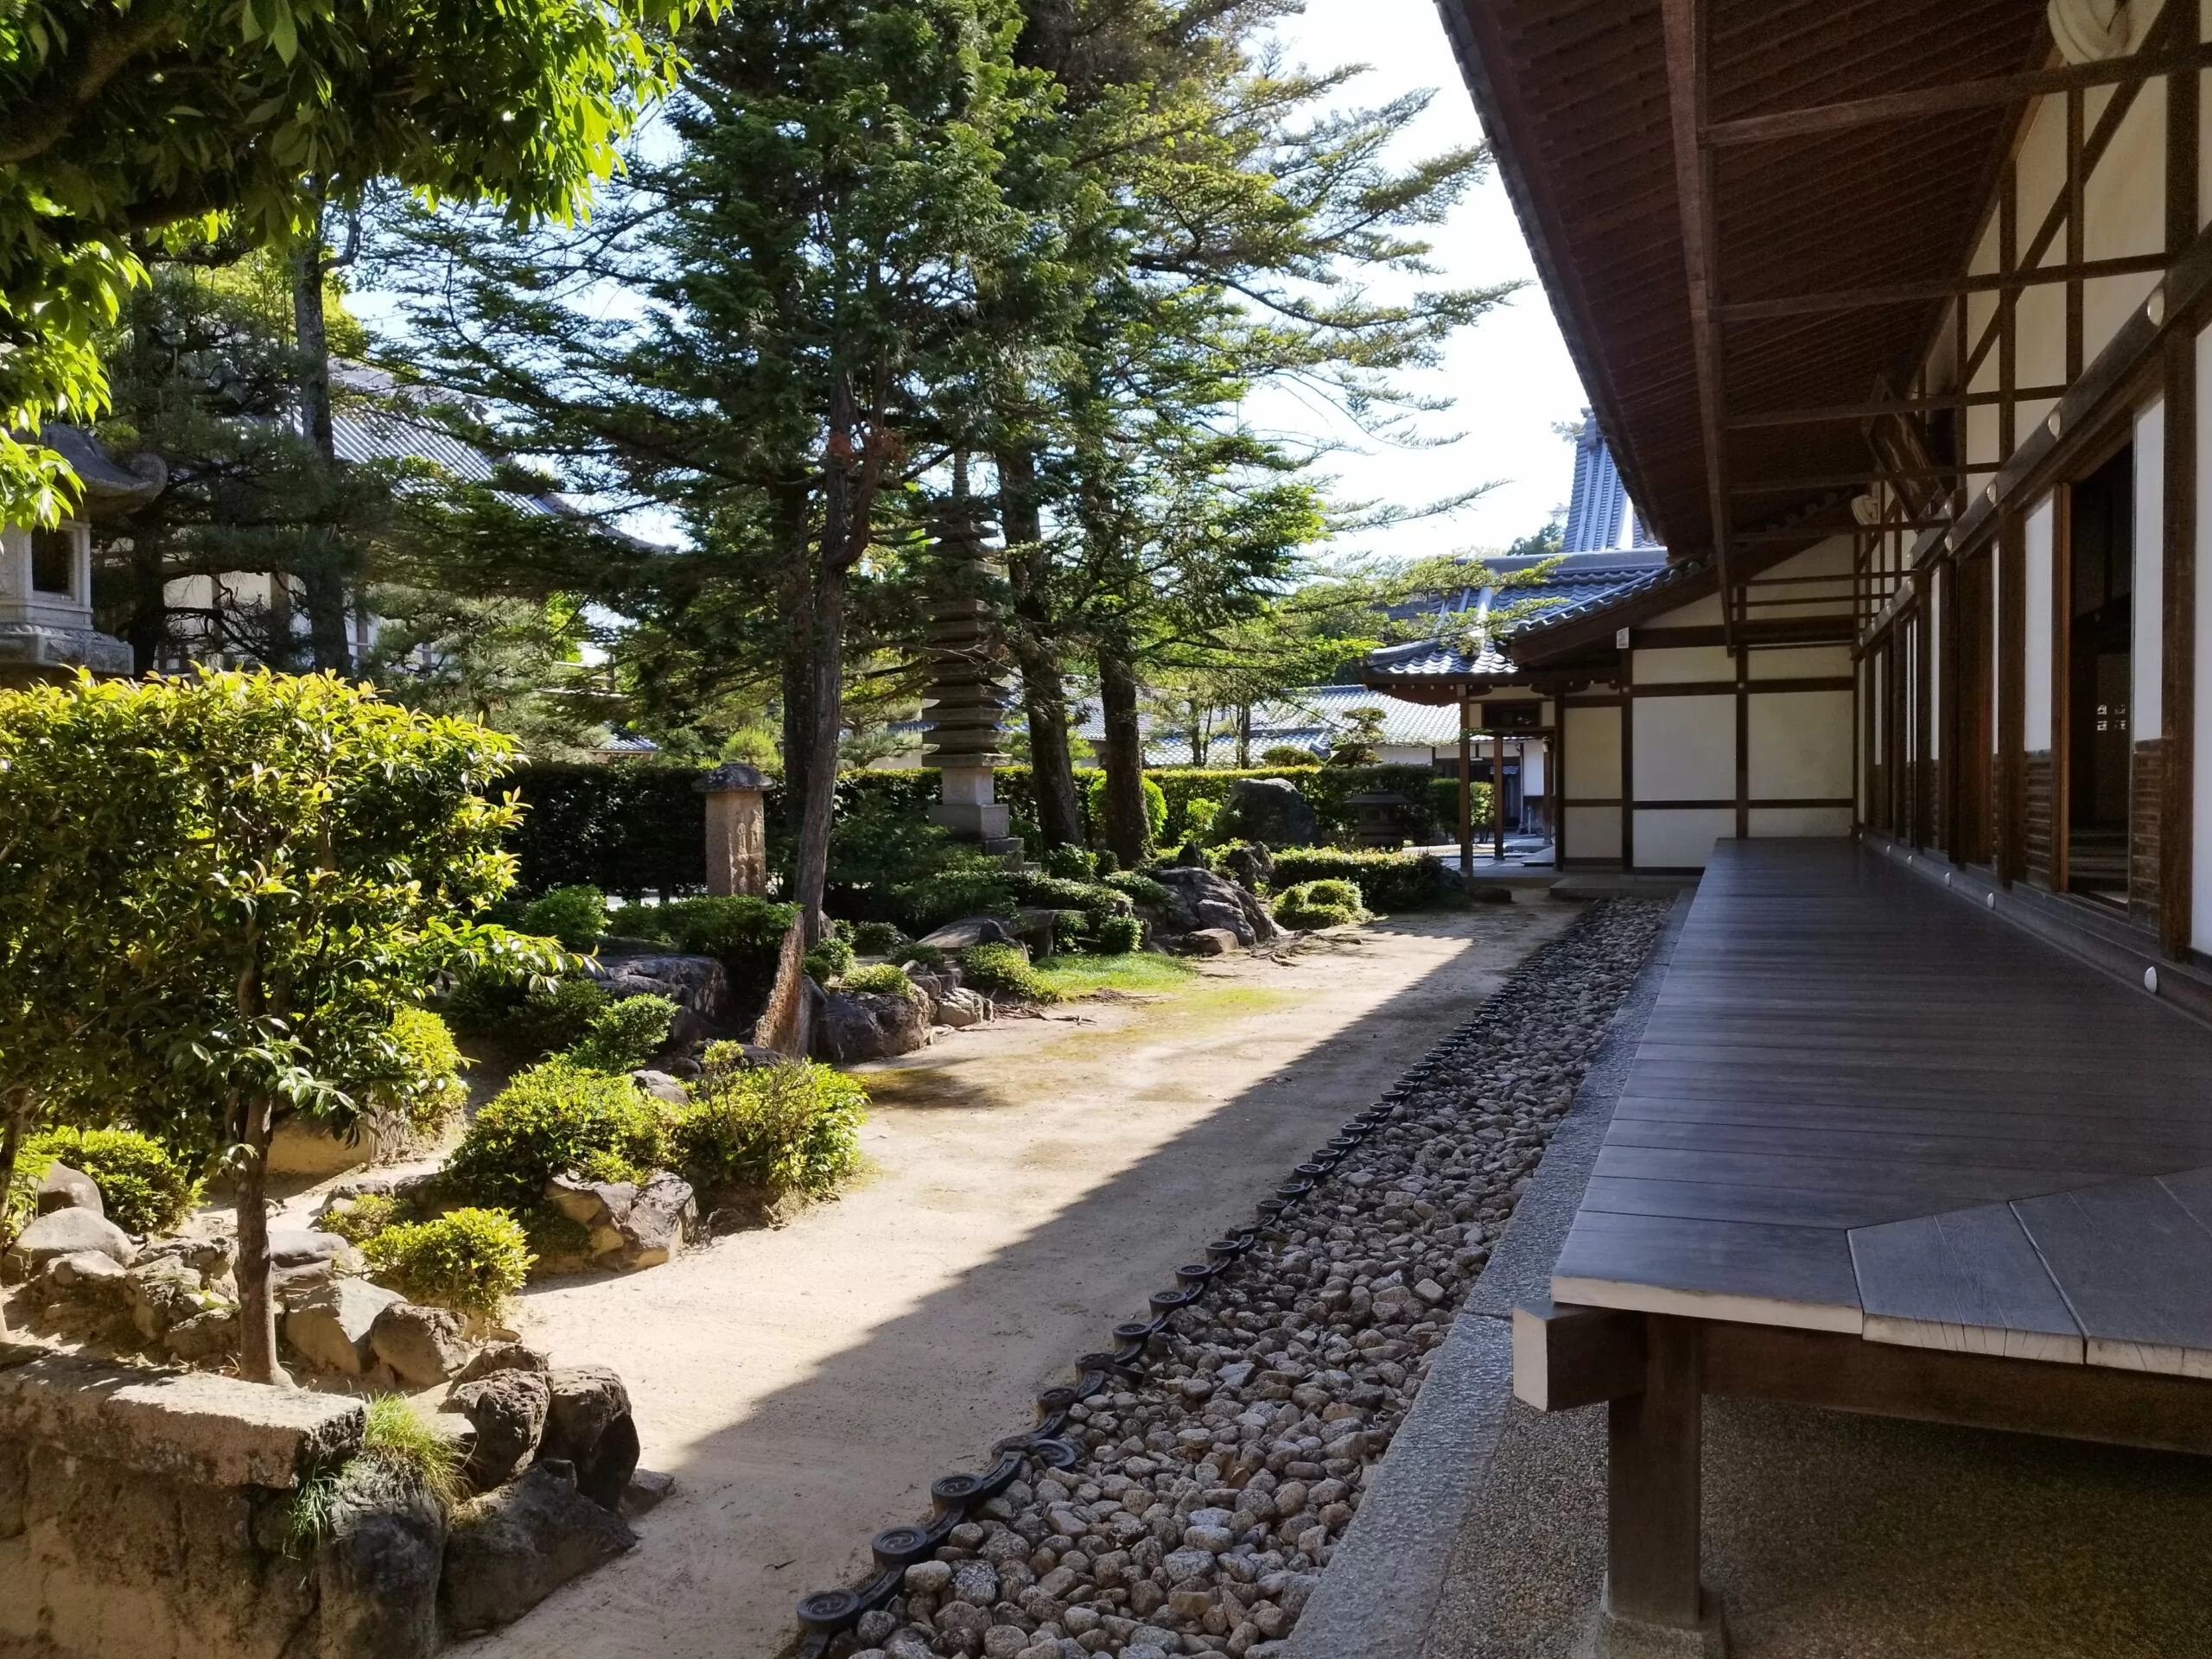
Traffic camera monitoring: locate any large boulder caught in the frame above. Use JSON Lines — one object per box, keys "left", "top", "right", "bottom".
{"left": 371, "top": 1301, "right": 472, "bottom": 1388}
{"left": 1214, "top": 778, "right": 1318, "bottom": 848}
{"left": 931, "top": 987, "right": 989, "bottom": 1029}
{"left": 1179, "top": 928, "right": 1241, "bottom": 957}
{"left": 810, "top": 985, "right": 931, "bottom": 1065}
{"left": 587, "top": 953, "right": 732, "bottom": 1047}
{"left": 537, "top": 1364, "right": 640, "bottom": 1513}
{"left": 440, "top": 1461, "right": 638, "bottom": 1636}
{"left": 284, "top": 1277, "right": 405, "bottom": 1376}
{"left": 34, "top": 1161, "right": 103, "bottom": 1218}
{"left": 543, "top": 1172, "right": 696, "bottom": 1270}
{"left": 914, "top": 916, "right": 1017, "bottom": 951}
{"left": 1149, "top": 866, "right": 1278, "bottom": 948}
{"left": 446, "top": 1368, "right": 552, "bottom": 1491}
{"left": 320, "top": 1485, "right": 445, "bottom": 1659}
{"left": 15, "top": 1206, "right": 133, "bottom": 1269}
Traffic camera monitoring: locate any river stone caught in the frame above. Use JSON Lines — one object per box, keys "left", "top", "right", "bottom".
{"left": 455, "top": 1340, "right": 550, "bottom": 1383}
{"left": 537, "top": 1364, "right": 639, "bottom": 1512}
{"left": 932, "top": 987, "right": 988, "bottom": 1028}
{"left": 46, "top": 1249, "right": 125, "bottom": 1290}
{"left": 630, "top": 1068, "right": 690, "bottom": 1106}
{"left": 439, "top": 1461, "right": 637, "bottom": 1636}
{"left": 614, "top": 1173, "right": 696, "bottom": 1269}
{"left": 16, "top": 1206, "right": 132, "bottom": 1268}
{"left": 164, "top": 1306, "right": 239, "bottom": 1363}
{"left": 283, "top": 1277, "right": 404, "bottom": 1376}
{"left": 1179, "top": 927, "right": 1240, "bottom": 957}
{"left": 34, "top": 1161, "right": 103, "bottom": 1218}
{"left": 371, "top": 1301, "right": 472, "bottom": 1388}
{"left": 321, "top": 1484, "right": 444, "bottom": 1659}
{"left": 446, "top": 1369, "right": 550, "bottom": 1491}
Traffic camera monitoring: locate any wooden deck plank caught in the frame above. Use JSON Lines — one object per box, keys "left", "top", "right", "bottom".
{"left": 1550, "top": 839, "right": 2212, "bottom": 1354}
{"left": 2013, "top": 1175, "right": 2212, "bottom": 1377}
{"left": 1850, "top": 1205, "right": 2085, "bottom": 1363}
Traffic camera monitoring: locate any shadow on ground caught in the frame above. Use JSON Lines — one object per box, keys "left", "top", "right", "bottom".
{"left": 453, "top": 902, "right": 1574, "bottom": 1659}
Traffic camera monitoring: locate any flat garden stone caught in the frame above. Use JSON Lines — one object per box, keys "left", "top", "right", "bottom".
{"left": 284, "top": 1277, "right": 404, "bottom": 1375}
{"left": 16, "top": 1206, "right": 132, "bottom": 1268}
{"left": 372, "top": 1301, "right": 472, "bottom": 1387}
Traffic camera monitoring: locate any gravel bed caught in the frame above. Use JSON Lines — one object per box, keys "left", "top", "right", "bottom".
{"left": 817, "top": 898, "right": 1673, "bottom": 1659}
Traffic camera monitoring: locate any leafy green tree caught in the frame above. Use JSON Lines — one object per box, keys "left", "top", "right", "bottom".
{"left": 1, "top": 0, "right": 698, "bottom": 523}
{"left": 0, "top": 670, "right": 563, "bottom": 1382}
{"left": 374, "top": 0, "right": 1053, "bottom": 941}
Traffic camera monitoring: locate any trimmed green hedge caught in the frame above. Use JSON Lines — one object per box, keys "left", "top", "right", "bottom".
{"left": 1264, "top": 848, "right": 1465, "bottom": 912}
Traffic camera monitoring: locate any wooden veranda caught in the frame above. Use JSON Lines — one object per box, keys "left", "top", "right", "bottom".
{"left": 1517, "top": 839, "right": 2212, "bottom": 1648}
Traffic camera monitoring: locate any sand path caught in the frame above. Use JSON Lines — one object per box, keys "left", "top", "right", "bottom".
{"left": 455, "top": 900, "right": 1573, "bottom": 1659}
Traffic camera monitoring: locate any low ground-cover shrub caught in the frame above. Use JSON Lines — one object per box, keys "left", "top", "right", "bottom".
{"left": 958, "top": 943, "right": 1059, "bottom": 1003}
{"left": 363, "top": 1207, "right": 534, "bottom": 1319}
{"left": 672, "top": 1060, "right": 867, "bottom": 1197}
{"left": 1030, "top": 950, "right": 1193, "bottom": 998}
{"left": 17, "top": 1127, "right": 202, "bottom": 1235}
{"left": 1265, "top": 847, "right": 1461, "bottom": 912}
{"left": 607, "top": 894, "right": 796, "bottom": 1002}
{"left": 840, "top": 962, "right": 919, "bottom": 1000}
{"left": 1039, "top": 843, "right": 1095, "bottom": 880}
{"left": 322, "top": 1192, "right": 401, "bottom": 1244}
{"left": 1086, "top": 773, "right": 1168, "bottom": 847}
{"left": 1274, "top": 880, "right": 1370, "bottom": 930}
{"left": 521, "top": 885, "right": 609, "bottom": 950}
{"left": 562, "top": 994, "right": 677, "bottom": 1072}
{"left": 445, "top": 1060, "right": 670, "bottom": 1211}
{"left": 1106, "top": 870, "right": 1171, "bottom": 909}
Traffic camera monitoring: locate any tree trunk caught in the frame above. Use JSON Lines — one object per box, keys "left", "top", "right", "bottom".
{"left": 1097, "top": 641, "right": 1150, "bottom": 866}
{"left": 233, "top": 1091, "right": 290, "bottom": 1386}
{"left": 125, "top": 524, "right": 170, "bottom": 676}
{"left": 999, "top": 447, "right": 1082, "bottom": 848}
{"left": 290, "top": 211, "right": 353, "bottom": 676}
{"left": 777, "top": 480, "right": 815, "bottom": 836}
{"left": 0, "top": 1090, "right": 29, "bottom": 1251}
{"left": 1237, "top": 702, "right": 1252, "bottom": 769}
{"left": 790, "top": 560, "right": 848, "bottom": 945}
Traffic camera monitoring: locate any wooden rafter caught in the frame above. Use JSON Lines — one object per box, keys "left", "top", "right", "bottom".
{"left": 1714, "top": 252, "right": 2169, "bottom": 322}
{"left": 1704, "top": 38, "right": 2212, "bottom": 148}
{"left": 1730, "top": 467, "right": 1998, "bottom": 494}
{"left": 1730, "top": 385, "right": 2069, "bottom": 429}
{"left": 1659, "top": 0, "right": 1734, "bottom": 651}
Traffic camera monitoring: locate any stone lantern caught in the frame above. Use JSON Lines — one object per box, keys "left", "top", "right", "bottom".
{"left": 921, "top": 499, "right": 1020, "bottom": 857}
{"left": 695, "top": 761, "right": 768, "bottom": 897}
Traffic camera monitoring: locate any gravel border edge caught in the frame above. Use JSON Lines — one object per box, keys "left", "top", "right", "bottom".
{"left": 1278, "top": 890, "right": 1694, "bottom": 1659}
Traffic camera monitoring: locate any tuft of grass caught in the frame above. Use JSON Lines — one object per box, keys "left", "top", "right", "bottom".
{"left": 287, "top": 1395, "right": 465, "bottom": 1553}
{"left": 1031, "top": 951, "right": 1198, "bottom": 998}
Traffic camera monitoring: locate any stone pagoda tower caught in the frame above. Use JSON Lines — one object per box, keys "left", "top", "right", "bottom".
{"left": 921, "top": 493, "right": 1020, "bottom": 857}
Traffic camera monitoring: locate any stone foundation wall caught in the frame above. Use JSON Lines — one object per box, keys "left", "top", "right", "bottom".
{"left": 0, "top": 1347, "right": 366, "bottom": 1659}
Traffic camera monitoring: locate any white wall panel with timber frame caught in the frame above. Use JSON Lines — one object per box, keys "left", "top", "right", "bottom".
{"left": 1631, "top": 691, "right": 1733, "bottom": 868}
{"left": 1560, "top": 699, "right": 1622, "bottom": 863}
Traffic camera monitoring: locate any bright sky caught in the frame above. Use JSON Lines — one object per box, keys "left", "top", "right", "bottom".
{"left": 1250, "top": 0, "right": 1589, "bottom": 563}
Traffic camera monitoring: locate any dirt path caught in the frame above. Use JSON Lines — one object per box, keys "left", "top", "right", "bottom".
{"left": 458, "top": 899, "right": 1574, "bottom": 1659}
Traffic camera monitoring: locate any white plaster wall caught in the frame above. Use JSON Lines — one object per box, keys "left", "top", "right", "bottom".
{"left": 1522, "top": 741, "right": 1546, "bottom": 796}
{"left": 1630, "top": 645, "right": 1732, "bottom": 685}
{"left": 1749, "top": 690, "right": 1854, "bottom": 799}
{"left": 2138, "top": 395, "right": 2167, "bottom": 738}
{"left": 1749, "top": 806, "right": 1854, "bottom": 837}
{"left": 1634, "top": 808, "right": 1733, "bottom": 868}
{"left": 1656, "top": 594, "right": 1725, "bottom": 627}
{"left": 1563, "top": 703, "right": 1621, "bottom": 799}
{"left": 1564, "top": 804, "right": 1622, "bottom": 861}
{"left": 1750, "top": 644, "right": 1853, "bottom": 681}
{"left": 1633, "top": 695, "right": 1734, "bottom": 801}
{"left": 2026, "top": 496, "right": 2056, "bottom": 753}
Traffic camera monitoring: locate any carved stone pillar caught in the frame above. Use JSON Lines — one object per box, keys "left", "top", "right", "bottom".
{"left": 695, "top": 761, "right": 768, "bottom": 897}
{"left": 922, "top": 504, "right": 1020, "bottom": 855}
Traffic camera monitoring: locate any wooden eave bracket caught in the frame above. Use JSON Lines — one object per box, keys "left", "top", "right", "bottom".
{"left": 1513, "top": 1299, "right": 1647, "bottom": 1411}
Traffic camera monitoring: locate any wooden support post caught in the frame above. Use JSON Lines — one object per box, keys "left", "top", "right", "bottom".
{"left": 2001, "top": 159, "right": 2018, "bottom": 457}
{"left": 1493, "top": 730, "right": 1508, "bottom": 861}
{"left": 1916, "top": 566, "right": 1935, "bottom": 849}
{"left": 1459, "top": 693, "right": 1473, "bottom": 876}
{"left": 2000, "top": 510, "right": 2027, "bottom": 885}
{"left": 2163, "top": 329, "right": 2196, "bottom": 958}
{"left": 1734, "top": 650, "right": 1750, "bottom": 839}
{"left": 1605, "top": 1317, "right": 1714, "bottom": 1639}
{"left": 1554, "top": 700, "right": 1570, "bottom": 866}
{"left": 1622, "top": 648, "right": 1637, "bottom": 870}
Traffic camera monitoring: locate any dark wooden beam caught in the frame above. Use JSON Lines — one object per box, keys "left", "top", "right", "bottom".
{"left": 1608, "top": 1318, "right": 1707, "bottom": 1630}
{"left": 1734, "top": 519, "right": 1954, "bottom": 543}
{"left": 1731, "top": 385, "right": 2069, "bottom": 430}
{"left": 1704, "top": 39, "right": 2212, "bottom": 148}
{"left": 2161, "top": 13, "right": 2197, "bottom": 961}
{"left": 1999, "top": 508, "right": 2025, "bottom": 884}
{"left": 2066, "top": 88, "right": 2086, "bottom": 382}
{"left": 1659, "top": 0, "right": 1735, "bottom": 652}
{"left": 1714, "top": 252, "right": 2168, "bottom": 322}
{"left": 1732, "top": 467, "right": 1998, "bottom": 496}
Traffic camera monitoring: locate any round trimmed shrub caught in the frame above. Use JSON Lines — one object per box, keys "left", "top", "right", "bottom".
{"left": 369, "top": 1007, "right": 469, "bottom": 1135}
{"left": 1085, "top": 773, "right": 1167, "bottom": 849}
{"left": 561, "top": 993, "right": 677, "bottom": 1072}
{"left": 363, "top": 1208, "right": 534, "bottom": 1318}
{"left": 850, "top": 920, "right": 908, "bottom": 955}
{"left": 672, "top": 1060, "right": 868, "bottom": 1198}
{"left": 840, "top": 963, "right": 919, "bottom": 1000}
{"left": 1274, "top": 880, "right": 1368, "bottom": 931}
{"left": 1039, "top": 843, "right": 1095, "bottom": 880}
{"left": 18, "top": 1127, "right": 201, "bottom": 1235}
{"left": 321, "top": 1192, "right": 401, "bottom": 1244}
{"left": 1094, "top": 914, "right": 1144, "bottom": 954}
{"left": 442, "top": 970, "right": 608, "bottom": 1055}
{"left": 803, "top": 936, "right": 855, "bottom": 983}
{"left": 445, "top": 1060, "right": 670, "bottom": 1211}
{"left": 957, "top": 943, "right": 1058, "bottom": 1003}
{"left": 519, "top": 885, "right": 609, "bottom": 950}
